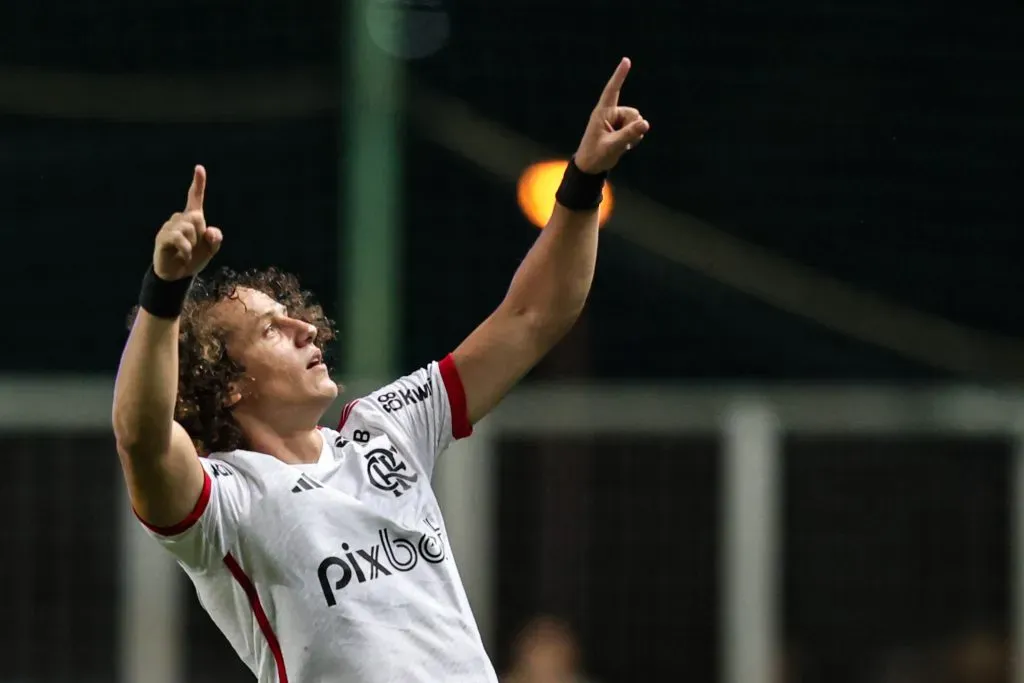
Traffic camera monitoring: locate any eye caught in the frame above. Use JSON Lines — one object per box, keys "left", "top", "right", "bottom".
{"left": 262, "top": 323, "right": 277, "bottom": 338}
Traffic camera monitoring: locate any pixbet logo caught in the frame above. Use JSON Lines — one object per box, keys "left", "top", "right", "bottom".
{"left": 317, "top": 519, "right": 446, "bottom": 606}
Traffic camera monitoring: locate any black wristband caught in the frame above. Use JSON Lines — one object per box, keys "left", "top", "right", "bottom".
{"left": 139, "top": 265, "right": 193, "bottom": 319}
{"left": 555, "top": 157, "right": 607, "bottom": 211}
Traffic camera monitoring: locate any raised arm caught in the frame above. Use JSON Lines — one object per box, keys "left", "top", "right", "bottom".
{"left": 112, "top": 166, "right": 224, "bottom": 528}
{"left": 451, "top": 57, "right": 650, "bottom": 424}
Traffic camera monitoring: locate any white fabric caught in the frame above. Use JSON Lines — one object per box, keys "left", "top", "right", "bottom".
{"left": 140, "top": 360, "right": 497, "bottom": 683}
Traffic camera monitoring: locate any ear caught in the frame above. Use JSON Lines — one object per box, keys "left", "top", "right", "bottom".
{"left": 224, "top": 376, "right": 254, "bottom": 408}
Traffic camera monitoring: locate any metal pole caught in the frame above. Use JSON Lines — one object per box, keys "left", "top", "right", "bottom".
{"left": 433, "top": 421, "right": 498, "bottom": 651}
{"left": 340, "top": 0, "right": 404, "bottom": 383}
{"left": 119, "top": 488, "right": 182, "bottom": 683}
{"left": 1012, "top": 421, "right": 1024, "bottom": 683}
{"left": 721, "top": 400, "right": 781, "bottom": 683}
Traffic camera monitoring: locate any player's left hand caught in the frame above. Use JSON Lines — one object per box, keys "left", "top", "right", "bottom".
{"left": 572, "top": 57, "right": 650, "bottom": 175}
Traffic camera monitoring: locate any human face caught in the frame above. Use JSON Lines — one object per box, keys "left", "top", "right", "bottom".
{"left": 216, "top": 287, "right": 338, "bottom": 416}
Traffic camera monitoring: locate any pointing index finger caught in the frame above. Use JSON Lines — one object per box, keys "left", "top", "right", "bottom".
{"left": 185, "top": 164, "right": 206, "bottom": 212}
{"left": 597, "top": 57, "right": 632, "bottom": 108}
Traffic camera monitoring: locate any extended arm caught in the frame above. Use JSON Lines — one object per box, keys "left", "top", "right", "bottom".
{"left": 112, "top": 166, "right": 222, "bottom": 528}
{"left": 452, "top": 203, "right": 601, "bottom": 424}
{"left": 451, "top": 58, "right": 650, "bottom": 424}
{"left": 113, "top": 310, "right": 205, "bottom": 527}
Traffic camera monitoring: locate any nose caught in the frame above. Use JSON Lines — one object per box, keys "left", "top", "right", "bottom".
{"left": 290, "top": 319, "right": 317, "bottom": 347}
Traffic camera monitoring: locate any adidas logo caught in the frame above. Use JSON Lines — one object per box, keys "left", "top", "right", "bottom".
{"left": 292, "top": 474, "right": 324, "bottom": 493}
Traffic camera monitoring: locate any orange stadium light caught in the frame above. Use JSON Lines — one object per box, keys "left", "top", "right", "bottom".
{"left": 517, "top": 160, "right": 614, "bottom": 229}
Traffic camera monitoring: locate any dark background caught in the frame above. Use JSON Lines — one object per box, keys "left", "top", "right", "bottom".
{"left": 3, "top": 0, "right": 1022, "bottom": 380}
{"left": 0, "top": 1, "right": 1020, "bottom": 681}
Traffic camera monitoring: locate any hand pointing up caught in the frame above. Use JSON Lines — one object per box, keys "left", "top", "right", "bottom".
{"left": 572, "top": 58, "right": 650, "bottom": 175}
{"left": 152, "top": 165, "right": 224, "bottom": 281}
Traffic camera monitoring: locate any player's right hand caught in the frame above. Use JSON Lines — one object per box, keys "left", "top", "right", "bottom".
{"left": 153, "top": 165, "right": 223, "bottom": 281}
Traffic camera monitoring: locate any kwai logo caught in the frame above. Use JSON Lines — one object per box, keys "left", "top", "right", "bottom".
{"left": 317, "top": 518, "right": 447, "bottom": 606}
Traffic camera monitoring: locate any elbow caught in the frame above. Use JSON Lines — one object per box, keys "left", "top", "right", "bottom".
{"left": 531, "top": 293, "right": 587, "bottom": 329}
{"left": 513, "top": 303, "right": 582, "bottom": 347}
{"left": 114, "top": 430, "right": 170, "bottom": 465}
{"left": 111, "top": 403, "right": 168, "bottom": 462}
{"left": 112, "top": 415, "right": 146, "bottom": 460}
{"left": 110, "top": 392, "right": 136, "bottom": 448}
{"left": 111, "top": 400, "right": 129, "bottom": 446}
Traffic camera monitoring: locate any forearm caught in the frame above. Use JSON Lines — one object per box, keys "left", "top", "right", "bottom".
{"left": 498, "top": 56, "right": 646, "bottom": 328}
{"left": 112, "top": 311, "right": 181, "bottom": 456}
{"left": 501, "top": 204, "right": 600, "bottom": 332}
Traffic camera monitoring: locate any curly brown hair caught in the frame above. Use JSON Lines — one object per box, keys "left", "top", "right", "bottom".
{"left": 129, "top": 266, "right": 336, "bottom": 456}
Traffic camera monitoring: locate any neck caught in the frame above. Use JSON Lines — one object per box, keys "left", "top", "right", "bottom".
{"left": 235, "top": 413, "right": 324, "bottom": 465}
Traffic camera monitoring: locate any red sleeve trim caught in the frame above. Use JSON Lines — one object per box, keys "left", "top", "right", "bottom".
{"left": 134, "top": 468, "right": 213, "bottom": 536}
{"left": 337, "top": 399, "right": 359, "bottom": 431}
{"left": 438, "top": 353, "right": 473, "bottom": 440}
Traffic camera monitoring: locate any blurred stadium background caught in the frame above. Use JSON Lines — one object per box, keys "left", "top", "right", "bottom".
{"left": 2, "top": 0, "right": 1024, "bottom": 682}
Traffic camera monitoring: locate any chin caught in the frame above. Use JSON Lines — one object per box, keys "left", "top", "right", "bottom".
{"left": 318, "top": 379, "right": 341, "bottom": 400}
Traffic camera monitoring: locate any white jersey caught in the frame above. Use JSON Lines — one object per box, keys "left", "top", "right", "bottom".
{"left": 138, "top": 355, "right": 498, "bottom": 683}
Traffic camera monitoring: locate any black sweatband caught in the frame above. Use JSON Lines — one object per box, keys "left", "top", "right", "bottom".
{"left": 139, "top": 265, "right": 193, "bottom": 319}
{"left": 555, "top": 157, "right": 607, "bottom": 212}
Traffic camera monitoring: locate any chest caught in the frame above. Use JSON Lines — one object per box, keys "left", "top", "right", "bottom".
{"left": 326, "top": 431, "right": 428, "bottom": 507}
{"left": 239, "top": 434, "right": 445, "bottom": 562}
{"left": 240, "top": 452, "right": 454, "bottom": 608}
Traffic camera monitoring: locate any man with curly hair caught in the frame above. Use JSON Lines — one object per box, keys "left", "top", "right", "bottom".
{"left": 112, "top": 59, "right": 649, "bottom": 683}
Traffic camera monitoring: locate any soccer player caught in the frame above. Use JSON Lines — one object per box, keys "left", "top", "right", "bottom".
{"left": 112, "top": 58, "right": 648, "bottom": 683}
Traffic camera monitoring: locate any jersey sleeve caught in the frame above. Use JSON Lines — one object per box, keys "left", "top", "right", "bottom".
{"left": 337, "top": 354, "right": 472, "bottom": 478}
{"left": 135, "top": 457, "right": 253, "bottom": 572}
